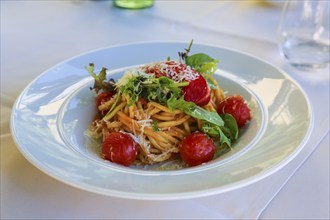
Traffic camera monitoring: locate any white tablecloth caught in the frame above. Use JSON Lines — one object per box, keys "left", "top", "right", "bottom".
{"left": 1, "top": 1, "right": 329, "bottom": 219}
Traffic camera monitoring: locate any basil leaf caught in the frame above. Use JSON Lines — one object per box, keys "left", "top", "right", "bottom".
{"left": 185, "top": 54, "right": 219, "bottom": 90}
{"left": 185, "top": 53, "right": 215, "bottom": 68}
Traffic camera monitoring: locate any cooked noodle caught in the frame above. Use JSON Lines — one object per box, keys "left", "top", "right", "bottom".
{"left": 88, "top": 75, "right": 225, "bottom": 165}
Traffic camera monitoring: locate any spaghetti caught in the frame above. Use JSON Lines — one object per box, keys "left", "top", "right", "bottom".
{"left": 85, "top": 44, "right": 250, "bottom": 168}
{"left": 87, "top": 62, "right": 227, "bottom": 166}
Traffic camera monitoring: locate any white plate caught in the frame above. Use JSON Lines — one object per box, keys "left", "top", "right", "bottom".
{"left": 11, "top": 42, "right": 313, "bottom": 200}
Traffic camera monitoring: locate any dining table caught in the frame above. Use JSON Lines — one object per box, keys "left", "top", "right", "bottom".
{"left": 1, "top": 1, "right": 329, "bottom": 219}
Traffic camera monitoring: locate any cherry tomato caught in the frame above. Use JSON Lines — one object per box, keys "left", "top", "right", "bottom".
{"left": 179, "top": 132, "right": 215, "bottom": 166}
{"left": 183, "top": 75, "right": 211, "bottom": 106}
{"left": 217, "top": 95, "right": 251, "bottom": 128}
{"left": 96, "top": 91, "right": 115, "bottom": 107}
{"left": 102, "top": 132, "right": 140, "bottom": 166}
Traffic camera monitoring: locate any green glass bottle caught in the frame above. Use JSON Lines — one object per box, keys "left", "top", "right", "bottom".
{"left": 114, "top": 0, "right": 154, "bottom": 9}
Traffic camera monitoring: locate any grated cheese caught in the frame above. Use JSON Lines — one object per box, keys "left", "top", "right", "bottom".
{"left": 126, "top": 113, "right": 153, "bottom": 152}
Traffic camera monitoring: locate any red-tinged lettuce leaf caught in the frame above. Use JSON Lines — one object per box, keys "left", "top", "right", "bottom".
{"left": 85, "top": 63, "right": 115, "bottom": 94}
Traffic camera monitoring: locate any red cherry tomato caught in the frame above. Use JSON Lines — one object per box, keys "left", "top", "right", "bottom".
{"left": 217, "top": 95, "right": 251, "bottom": 128}
{"left": 183, "top": 75, "right": 211, "bottom": 106}
{"left": 179, "top": 132, "right": 215, "bottom": 167}
{"left": 102, "top": 132, "right": 140, "bottom": 166}
{"left": 96, "top": 91, "right": 115, "bottom": 107}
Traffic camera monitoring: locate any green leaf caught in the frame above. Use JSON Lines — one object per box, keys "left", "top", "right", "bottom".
{"left": 85, "top": 63, "right": 107, "bottom": 93}
{"left": 200, "top": 114, "right": 239, "bottom": 159}
{"left": 201, "top": 120, "right": 232, "bottom": 158}
{"left": 119, "top": 74, "right": 147, "bottom": 105}
{"left": 198, "top": 61, "right": 218, "bottom": 74}
{"left": 185, "top": 53, "right": 216, "bottom": 69}
{"left": 119, "top": 74, "right": 188, "bottom": 105}
{"left": 85, "top": 63, "right": 116, "bottom": 93}
{"left": 221, "top": 113, "right": 239, "bottom": 141}
{"left": 167, "top": 95, "right": 224, "bottom": 127}
{"left": 201, "top": 121, "right": 231, "bottom": 146}
{"left": 185, "top": 54, "right": 219, "bottom": 89}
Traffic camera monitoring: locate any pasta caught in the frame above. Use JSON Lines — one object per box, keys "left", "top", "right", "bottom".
{"left": 88, "top": 74, "right": 226, "bottom": 165}
{"left": 85, "top": 45, "right": 251, "bottom": 168}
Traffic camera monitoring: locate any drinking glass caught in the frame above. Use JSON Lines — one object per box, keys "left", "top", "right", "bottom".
{"left": 277, "top": 0, "right": 330, "bottom": 70}
{"left": 114, "top": 0, "right": 154, "bottom": 9}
